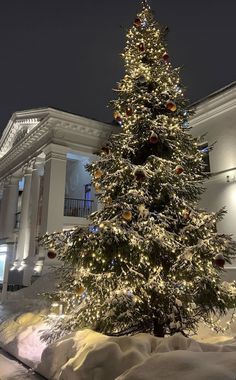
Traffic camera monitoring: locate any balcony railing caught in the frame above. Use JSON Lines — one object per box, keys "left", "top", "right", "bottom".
{"left": 64, "top": 198, "right": 94, "bottom": 218}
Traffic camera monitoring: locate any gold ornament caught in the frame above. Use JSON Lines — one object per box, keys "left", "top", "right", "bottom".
{"left": 122, "top": 210, "right": 132, "bottom": 221}
{"left": 166, "top": 100, "right": 177, "bottom": 112}
{"left": 95, "top": 183, "right": 101, "bottom": 192}
{"left": 76, "top": 286, "right": 85, "bottom": 296}
{"left": 94, "top": 169, "right": 103, "bottom": 179}
{"left": 114, "top": 111, "right": 122, "bottom": 122}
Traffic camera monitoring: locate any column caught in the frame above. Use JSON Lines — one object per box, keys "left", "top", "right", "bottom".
{"left": 15, "top": 168, "right": 32, "bottom": 264}
{"left": 0, "top": 176, "right": 19, "bottom": 240}
{"left": 22, "top": 161, "right": 42, "bottom": 285}
{"left": 40, "top": 144, "right": 67, "bottom": 234}
{"left": 0, "top": 183, "right": 9, "bottom": 239}
{"left": 0, "top": 243, "right": 14, "bottom": 304}
{"left": 39, "top": 144, "right": 67, "bottom": 273}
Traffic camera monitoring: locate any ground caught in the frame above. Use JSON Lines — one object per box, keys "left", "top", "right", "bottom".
{"left": 0, "top": 349, "right": 44, "bottom": 380}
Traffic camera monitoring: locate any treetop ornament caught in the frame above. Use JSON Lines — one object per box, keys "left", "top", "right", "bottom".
{"left": 41, "top": 1, "right": 236, "bottom": 342}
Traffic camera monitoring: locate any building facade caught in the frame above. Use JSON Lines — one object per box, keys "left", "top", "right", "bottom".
{"left": 191, "top": 82, "right": 236, "bottom": 280}
{"left": 0, "top": 108, "right": 118, "bottom": 293}
{"left": 0, "top": 82, "right": 235, "bottom": 294}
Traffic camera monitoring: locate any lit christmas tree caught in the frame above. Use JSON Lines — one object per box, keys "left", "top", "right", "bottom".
{"left": 42, "top": 0, "right": 236, "bottom": 340}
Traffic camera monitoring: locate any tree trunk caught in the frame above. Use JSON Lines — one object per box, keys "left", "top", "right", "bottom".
{"left": 153, "top": 319, "right": 165, "bottom": 337}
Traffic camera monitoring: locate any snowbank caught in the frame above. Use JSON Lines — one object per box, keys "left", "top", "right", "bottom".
{"left": 2, "top": 273, "right": 236, "bottom": 379}
{"left": 0, "top": 272, "right": 58, "bottom": 368}
{"left": 0, "top": 312, "right": 47, "bottom": 368}
{"left": 35, "top": 330, "right": 236, "bottom": 380}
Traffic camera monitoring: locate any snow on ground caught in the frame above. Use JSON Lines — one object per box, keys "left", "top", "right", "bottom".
{"left": 2, "top": 273, "right": 236, "bottom": 379}
{"left": 37, "top": 329, "right": 236, "bottom": 380}
{"left": 0, "top": 349, "right": 44, "bottom": 379}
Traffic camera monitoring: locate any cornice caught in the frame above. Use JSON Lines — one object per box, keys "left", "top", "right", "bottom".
{"left": 190, "top": 84, "right": 236, "bottom": 128}
{"left": 0, "top": 108, "right": 118, "bottom": 181}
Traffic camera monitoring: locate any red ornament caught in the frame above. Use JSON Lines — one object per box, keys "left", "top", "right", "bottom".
{"left": 138, "top": 42, "right": 145, "bottom": 52}
{"left": 134, "top": 168, "right": 146, "bottom": 182}
{"left": 126, "top": 106, "right": 133, "bottom": 116}
{"left": 47, "top": 250, "right": 57, "bottom": 259}
{"left": 175, "top": 165, "right": 184, "bottom": 175}
{"left": 162, "top": 51, "right": 169, "bottom": 61}
{"left": 134, "top": 18, "right": 142, "bottom": 27}
{"left": 166, "top": 100, "right": 177, "bottom": 112}
{"left": 214, "top": 253, "right": 225, "bottom": 268}
{"left": 149, "top": 131, "right": 159, "bottom": 144}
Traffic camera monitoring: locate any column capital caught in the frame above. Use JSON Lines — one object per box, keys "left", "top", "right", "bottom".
{"left": 3, "top": 174, "right": 20, "bottom": 187}
{"left": 43, "top": 143, "right": 68, "bottom": 161}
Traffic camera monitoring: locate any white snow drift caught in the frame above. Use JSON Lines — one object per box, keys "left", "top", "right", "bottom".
{"left": 1, "top": 274, "right": 236, "bottom": 380}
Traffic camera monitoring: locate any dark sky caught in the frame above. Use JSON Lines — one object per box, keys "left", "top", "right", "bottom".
{"left": 0, "top": 0, "right": 235, "bottom": 133}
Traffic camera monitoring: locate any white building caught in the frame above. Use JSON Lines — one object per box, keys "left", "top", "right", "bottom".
{"left": 0, "top": 107, "right": 118, "bottom": 292}
{"left": 191, "top": 81, "right": 236, "bottom": 280}
{"left": 0, "top": 82, "right": 235, "bottom": 292}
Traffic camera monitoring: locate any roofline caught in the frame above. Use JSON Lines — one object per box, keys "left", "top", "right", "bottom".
{"left": 0, "top": 107, "right": 113, "bottom": 147}
{"left": 191, "top": 81, "right": 236, "bottom": 108}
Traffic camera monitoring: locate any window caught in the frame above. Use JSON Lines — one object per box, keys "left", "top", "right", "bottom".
{"left": 85, "top": 184, "right": 91, "bottom": 200}
{"left": 0, "top": 245, "right": 7, "bottom": 283}
{"left": 84, "top": 184, "right": 92, "bottom": 208}
{"left": 198, "top": 142, "right": 210, "bottom": 173}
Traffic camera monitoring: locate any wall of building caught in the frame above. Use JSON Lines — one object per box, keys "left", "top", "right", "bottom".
{"left": 191, "top": 90, "right": 236, "bottom": 272}
{"left": 191, "top": 107, "right": 236, "bottom": 174}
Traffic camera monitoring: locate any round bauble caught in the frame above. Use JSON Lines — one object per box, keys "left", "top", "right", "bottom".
{"left": 94, "top": 169, "right": 103, "bottom": 179}
{"left": 175, "top": 165, "right": 184, "bottom": 175}
{"left": 149, "top": 131, "right": 159, "bottom": 144}
{"left": 162, "top": 51, "right": 169, "bottom": 61}
{"left": 114, "top": 111, "right": 122, "bottom": 122}
{"left": 134, "top": 18, "right": 142, "bottom": 27}
{"left": 126, "top": 106, "right": 133, "bottom": 116}
{"left": 47, "top": 250, "right": 57, "bottom": 259}
{"left": 134, "top": 168, "right": 146, "bottom": 182}
{"left": 95, "top": 183, "right": 101, "bottom": 192}
{"left": 214, "top": 253, "right": 225, "bottom": 268}
{"left": 76, "top": 286, "right": 85, "bottom": 296}
{"left": 138, "top": 42, "right": 145, "bottom": 52}
{"left": 166, "top": 100, "right": 177, "bottom": 112}
{"left": 122, "top": 210, "right": 132, "bottom": 222}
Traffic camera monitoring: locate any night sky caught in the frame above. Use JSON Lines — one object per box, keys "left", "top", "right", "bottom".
{"left": 0, "top": 0, "right": 235, "bottom": 133}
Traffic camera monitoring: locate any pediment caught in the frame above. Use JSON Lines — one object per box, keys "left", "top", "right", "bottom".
{"left": 0, "top": 109, "right": 49, "bottom": 158}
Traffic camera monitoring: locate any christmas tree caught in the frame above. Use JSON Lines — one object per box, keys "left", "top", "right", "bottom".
{"left": 42, "top": 0, "right": 236, "bottom": 340}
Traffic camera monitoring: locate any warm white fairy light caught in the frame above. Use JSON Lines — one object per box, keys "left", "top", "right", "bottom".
{"left": 37, "top": 3, "right": 236, "bottom": 342}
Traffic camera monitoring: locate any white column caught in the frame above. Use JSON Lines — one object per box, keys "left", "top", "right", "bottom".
{"left": 39, "top": 144, "right": 67, "bottom": 272}
{"left": 0, "top": 243, "right": 14, "bottom": 304}
{"left": 0, "top": 176, "right": 19, "bottom": 240}
{"left": 15, "top": 168, "right": 32, "bottom": 264}
{"left": 0, "top": 183, "right": 9, "bottom": 239}
{"left": 22, "top": 161, "right": 42, "bottom": 286}
{"left": 28, "top": 161, "right": 41, "bottom": 257}
{"left": 40, "top": 144, "right": 67, "bottom": 235}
